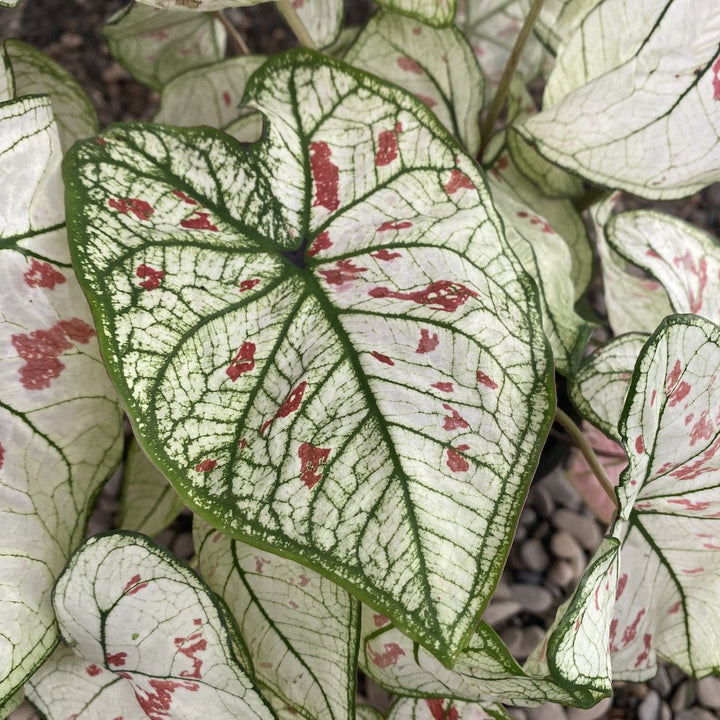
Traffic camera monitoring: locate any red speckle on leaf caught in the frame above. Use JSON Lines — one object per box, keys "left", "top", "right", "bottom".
{"left": 377, "top": 220, "right": 412, "bottom": 232}
{"left": 442, "top": 403, "right": 469, "bottom": 431}
{"left": 682, "top": 567, "right": 704, "bottom": 574}
{"left": 672, "top": 252, "right": 707, "bottom": 312}
{"left": 668, "top": 601, "right": 682, "bottom": 614}
{"left": 193, "top": 618, "right": 202, "bottom": 626}
{"left": 239, "top": 278, "right": 261, "bottom": 292}
{"left": 517, "top": 210, "right": 553, "bottom": 234}
{"left": 397, "top": 56, "right": 422, "bottom": 74}
{"left": 60, "top": 318, "right": 95, "bottom": 344}
{"left": 108, "top": 198, "right": 154, "bottom": 221}
{"left": 650, "top": 389, "right": 657, "bottom": 407}
{"left": 665, "top": 359, "right": 683, "bottom": 393}
{"left": 668, "top": 498, "right": 711, "bottom": 512}
{"left": 308, "top": 231, "right": 332, "bottom": 257}
{"left": 446, "top": 446, "right": 469, "bottom": 473}
{"left": 86, "top": 664, "right": 102, "bottom": 676}
{"left": 622, "top": 609, "right": 646, "bottom": 645}
{"left": 195, "top": 459, "right": 217, "bottom": 472}
{"left": 373, "top": 613, "right": 390, "bottom": 627}
{"left": 261, "top": 381, "right": 307, "bottom": 434}
{"left": 432, "top": 381, "right": 454, "bottom": 393}
{"left": 713, "top": 57, "right": 720, "bottom": 100}
{"left": 671, "top": 436, "right": 720, "bottom": 480}
{"left": 370, "top": 351, "right": 394, "bottom": 366}
{"left": 174, "top": 632, "right": 207, "bottom": 679}
{"left": 172, "top": 190, "right": 198, "bottom": 205}
{"left": 255, "top": 556, "right": 269, "bottom": 574}
{"left": 616, "top": 573, "right": 628, "bottom": 600}
{"left": 222, "top": 91, "right": 232, "bottom": 107}
{"left": 297, "top": 574, "right": 310, "bottom": 587}
{"left": 136, "top": 264, "right": 165, "bottom": 291}
{"left": 371, "top": 249, "right": 402, "bottom": 261}
{"left": 635, "top": 435, "right": 644, "bottom": 454}
{"left": 181, "top": 211, "right": 218, "bottom": 232}
{"left": 443, "top": 169, "right": 474, "bottom": 195}
{"left": 425, "top": 699, "right": 458, "bottom": 720}
{"left": 226, "top": 341, "right": 256, "bottom": 381}
{"left": 107, "top": 652, "right": 127, "bottom": 667}
{"left": 132, "top": 678, "right": 199, "bottom": 720}
{"left": 369, "top": 642, "right": 405, "bottom": 668}
{"left": 689, "top": 411, "right": 714, "bottom": 446}
{"left": 310, "top": 141, "right": 340, "bottom": 212}
{"left": 476, "top": 370, "right": 498, "bottom": 389}
{"left": 669, "top": 381, "right": 691, "bottom": 407}
{"left": 124, "top": 574, "right": 149, "bottom": 595}
{"left": 415, "top": 93, "right": 437, "bottom": 108}
{"left": 318, "top": 259, "right": 367, "bottom": 286}
{"left": 369, "top": 279, "right": 478, "bottom": 312}
{"left": 24, "top": 259, "right": 66, "bottom": 289}
{"left": 609, "top": 618, "right": 619, "bottom": 652}
{"left": 292, "top": 0, "right": 304, "bottom": 6}
{"left": 0, "top": 442, "right": 4, "bottom": 470}
{"left": 289, "top": 601, "right": 299, "bottom": 609}
{"left": 412, "top": 27, "right": 421, "bottom": 35}
{"left": 634, "top": 634, "right": 652, "bottom": 669}
{"left": 416, "top": 328, "right": 439, "bottom": 353}
{"left": 298, "top": 441, "right": 331, "bottom": 489}
{"left": 240, "top": 438, "right": 247, "bottom": 449}
{"left": 97, "top": 136, "right": 106, "bottom": 145}
{"left": 375, "top": 128, "right": 400, "bottom": 166}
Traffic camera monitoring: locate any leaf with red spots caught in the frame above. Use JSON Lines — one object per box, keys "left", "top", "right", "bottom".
{"left": 0, "top": 97, "right": 123, "bottom": 708}
{"left": 64, "top": 50, "right": 552, "bottom": 665}
{"left": 388, "top": 697, "right": 510, "bottom": 720}
{"left": 373, "top": 0, "right": 457, "bottom": 27}
{"left": 27, "top": 533, "right": 273, "bottom": 719}
{"left": 345, "top": 10, "right": 483, "bottom": 153}
{"left": 195, "top": 520, "right": 359, "bottom": 720}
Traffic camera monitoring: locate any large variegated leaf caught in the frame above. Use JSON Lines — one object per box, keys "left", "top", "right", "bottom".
{"left": 609, "top": 315, "right": 720, "bottom": 679}
{"left": 569, "top": 334, "right": 648, "bottom": 441}
{"left": 104, "top": 3, "right": 226, "bottom": 91}
{"left": 389, "top": 697, "right": 510, "bottom": 720}
{"left": 344, "top": 10, "right": 483, "bottom": 155}
{"left": 519, "top": 0, "right": 720, "bottom": 199}
{"left": 2, "top": 39, "right": 98, "bottom": 151}
{"left": 64, "top": 49, "right": 552, "bottom": 664}
{"left": 607, "top": 210, "right": 720, "bottom": 323}
{"left": 136, "top": 0, "right": 268, "bottom": 9}
{"left": 119, "top": 438, "right": 184, "bottom": 536}
{"left": 195, "top": 521, "right": 359, "bottom": 720}
{"left": 0, "top": 97, "right": 123, "bottom": 707}
{"left": 531, "top": 0, "right": 601, "bottom": 54}
{"left": 155, "top": 56, "right": 266, "bottom": 129}
{"left": 375, "top": 0, "right": 457, "bottom": 28}
{"left": 26, "top": 533, "right": 275, "bottom": 719}
{"left": 293, "top": 0, "right": 344, "bottom": 49}
{"left": 361, "top": 542, "right": 619, "bottom": 706}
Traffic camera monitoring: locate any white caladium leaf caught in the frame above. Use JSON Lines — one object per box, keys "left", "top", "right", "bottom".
{"left": 607, "top": 210, "right": 720, "bottom": 324}
{"left": 0, "top": 690, "right": 23, "bottom": 718}
{"left": 389, "top": 697, "right": 510, "bottom": 720}
{"left": 30, "top": 532, "right": 275, "bottom": 718}
{"left": 375, "top": 0, "right": 457, "bottom": 28}
{"left": 609, "top": 315, "right": 720, "bottom": 679}
{"left": 344, "top": 10, "right": 483, "bottom": 155}
{"left": 455, "top": 1, "right": 546, "bottom": 91}
{"left": 519, "top": 0, "right": 720, "bottom": 199}
{"left": 155, "top": 55, "right": 266, "bottom": 129}
{"left": 64, "top": 49, "right": 553, "bottom": 664}
{"left": 2, "top": 39, "right": 98, "bottom": 152}
{"left": 104, "top": 3, "right": 226, "bottom": 91}
{"left": 119, "top": 438, "right": 184, "bottom": 537}
{"left": 357, "top": 705, "right": 386, "bottom": 720}
{"left": 0, "top": 97, "right": 123, "bottom": 708}
{"left": 136, "top": 0, "right": 268, "bottom": 9}
{"left": 294, "top": 0, "right": 344, "bottom": 49}
{"left": 195, "top": 521, "right": 359, "bottom": 720}
{"left": 592, "top": 195, "right": 672, "bottom": 336}
{"left": 531, "top": 0, "right": 601, "bottom": 54}
{"left": 569, "top": 334, "right": 647, "bottom": 441}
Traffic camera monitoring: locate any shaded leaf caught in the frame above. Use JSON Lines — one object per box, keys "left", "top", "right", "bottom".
{"left": 531, "top": 0, "right": 601, "bottom": 54}
{"left": 389, "top": 697, "right": 510, "bottom": 720}
{"left": 375, "top": 0, "right": 457, "bottom": 28}
{"left": 0, "top": 96, "right": 123, "bottom": 708}
{"left": 64, "top": 49, "right": 552, "bottom": 664}
{"left": 345, "top": 9, "right": 483, "bottom": 154}
{"left": 293, "top": 0, "right": 344, "bottom": 49}
{"left": 137, "top": 0, "right": 269, "bottom": 9}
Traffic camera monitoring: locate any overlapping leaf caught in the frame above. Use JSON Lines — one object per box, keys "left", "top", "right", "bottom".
{"left": 104, "top": 3, "right": 226, "bottom": 91}
{"left": 0, "top": 96, "right": 123, "bottom": 707}
{"left": 519, "top": 0, "right": 720, "bottom": 199}
{"left": 2, "top": 39, "right": 98, "bottom": 151}
{"left": 389, "top": 697, "right": 510, "bottom": 720}
{"left": 136, "top": 0, "right": 268, "bottom": 9}
{"left": 195, "top": 521, "right": 359, "bottom": 720}
{"left": 64, "top": 49, "right": 552, "bottom": 663}
{"left": 530, "top": 0, "right": 601, "bottom": 54}
{"left": 26, "top": 533, "right": 275, "bottom": 719}
{"left": 375, "top": 0, "right": 457, "bottom": 28}
{"left": 345, "top": 10, "right": 483, "bottom": 155}
{"left": 292, "top": 0, "right": 344, "bottom": 50}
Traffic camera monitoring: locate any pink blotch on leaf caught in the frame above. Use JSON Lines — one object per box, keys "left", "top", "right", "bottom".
{"left": 375, "top": 128, "right": 400, "bottom": 167}
{"left": 397, "top": 56, "right": 423, "bottom": 74}
{"left": 442, "top": 404, "right": 469, "bottom": 431}
{"left": 368, "top": 642, "right": 405, "bottom": 668}
{"left": 226, "top": 341, "right": 256, "bottom": 381}
{"left": 298, "top": 441, "right": 331, "bottom": 489}
{"left": 416, "top": 328, "right": 439, "bottom": 353}
{"left": 172, "top": 190, "right": 198, "bottom": 205}
{"left": 174, "top": 632, "right": 207, "bottom": 679}
{"left": 476, "top": 370, "right": 498, "bottom": 389}
{"left": 108, "top": 198, "right": 154, "bottom": 221}
{"left": 665, "top": 359, "right": 683, "bottom": 393}
{"left": 0, "top": 442, "right": 4, "bottom": 470}
{"left": 181, "top": 211, "right": 218, "bottom": 232}
{"left": 635, "top": 436, "right": 644, "bottom": 454}
{"left": 682, "top": 567, "right": 704, "bottom": 574}
{"left": 86, "top": 664, "right": 102, "bottom": 676}
{"left": 136, "top": 264, "right": 165, "bottom": 291}
{"left": 24, "top": 259, "right": 66, "bottom": 289}
{"left": 308, "top": 231, "right": 332, "bottom": 257}
{"left": 123, "top": 574, "right": 149, "bottom": 595}
{"left": 431, "top": 381, "right": 454, "bottom": 393}
{"left": 415, "top": 93, "right": 437, "bottom": 108}
{"left": 310, "top": 141, "right": 340, "bottom": 212}
{"left": 255, "top": 556, "right": 269, "bottom": 574}
{"left": 195, "top": 459, "right": 217, "bottom": 473}
{"left": 292, "top": 0, "right": 304, "bottom": 6}
{"left": 443, "top": 169, "right": 474, "bottom": 195}
{"left": 669, "top": 498, "right": 711, "bottom": 512}
{"left": 713, "top": 57, "right": 720, "bottom": 100}
{"left": 222, "top": 91, "right": 232, "bottom": 107}
{"left": 369, "top": 280, "right": 478, "bottom": 312}
{"left": 622, "top": 609, "right": 646, "bottom": 645}
{"left": 425, "top": 699, "right": 458, "bottom": 720}
{"left": 377, "top": 220, "right": 412, "bottom": 232}
{"left": 60, "top": 318, "right": 96, "bottom": 344}
{"left": 239, "top": 278, "right": 260, "bottom": 292}
{"left": 668, "top": 600, "right": 682, "bottom": 614}
{"left": 371, "top": 350, "right": 394, "bottom": 366}
{"left": 193, "top": 618, "right": 202, "bottom": 626}
{"left": 446, "top": 445, "right": 470, "bottom": 473}
{"left": 371, "top": 249, "right": 402, "bottom": 261}
{"left": 261, "top": 381, "right": 307, "bottom": 434}
{"left": 517, "top": 210, "right": 553, "bottom": 234}
{"left": 318, "top": 259, "right": 367, "bottom": 286}
{"left": 689, "top": 411, "right": 714, "bottom": 446}
{"left": 634, "top": 634, "right": 652, "bottom": 669}
{"left": 297, "top": 574, "right": 310, "bottom": 587}
{"left": 616, "top": 573, "right": 628, "bottom": 600}
{"left": 671, "top": 436, "right": 720, "bottom": 481}
{"left": 107, "top": 652, "right": 127, "bottom": 667}
{"left": 373, "top": 613, "right": 390, "bottom": 627}
{"left": 669, "top": 381, "right": 691, "bottom": 407}
{"left": 132, "top": 678, "right": 199, "bottom": 718}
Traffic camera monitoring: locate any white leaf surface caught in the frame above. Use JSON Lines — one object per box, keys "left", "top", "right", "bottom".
{"left": 389, "top": 696, "right": 510, "bottom": 720}
{"left": 375, "top": 0, "right": 457, "bottom": 27}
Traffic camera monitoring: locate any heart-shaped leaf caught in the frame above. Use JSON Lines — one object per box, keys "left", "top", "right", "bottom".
{"left": 375, "top": 0, "right": 457, "bottom": 28}
{"left": 519, "top": 0, "right": 720, "bottom": 199}
{"left": 27, "top": 532, "right": 275, "bottom": 719}
{"left": 345, "top": 10, "right": 483, "bottom": 155}
{"left": 104, "top": 3, "right": 227, "bottom": 91}
{"left": 64, "top": 49, "right": 553, "bottom": 664}
{"left": 195, "top": 520, "right": 359, "bottom": 720}
{"left": 389, "top": 697, "right": 510, "bottom": 720}
{"left": 0, "top": 96, "right": 123, "bottom": 708}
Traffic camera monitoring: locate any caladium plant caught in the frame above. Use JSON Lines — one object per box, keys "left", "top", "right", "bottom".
{"left": 1, "top": 0, "right": 719, "bottom": 718}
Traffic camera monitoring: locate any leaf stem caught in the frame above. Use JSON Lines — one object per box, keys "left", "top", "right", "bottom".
{"left": 276, "top": 0, "right": 318, "bottom": 51}
{"left": 554, "top": 407, "right": 618, "bottom": 506}
{"left": 480, "top": 0, "right": 544, "bottom": 158}
{"left": 214, "top": 11, "right": 250, "bottom": 55}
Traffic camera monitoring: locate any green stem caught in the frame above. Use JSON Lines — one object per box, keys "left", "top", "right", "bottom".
{"left": 554, "top": 407, "right": 618, "bottom": 506}
{"left": 480, "top": 0, "right": 545, "bottom": 158}
{"left": 214, "top": 11, "right": 250, "bottom": 55}
{"left": 276, "top": 0, "right": 318, "bottom": 51}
